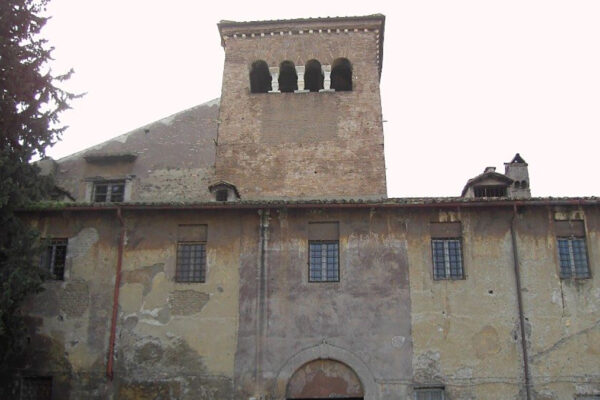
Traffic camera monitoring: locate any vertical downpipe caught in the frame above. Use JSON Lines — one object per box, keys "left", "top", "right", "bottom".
{"left": 511, "top": 205, "right": 531, "bottom": 400}
{"left": 107, "top": 207, "right": 125, "bottom": 379}
{"left": 255, "top": 209, "right": 269, "bottom": 396}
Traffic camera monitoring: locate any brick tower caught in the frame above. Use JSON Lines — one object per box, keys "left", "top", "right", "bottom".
{"left": 215, "top": 15, "right": 387, "bottom": 200}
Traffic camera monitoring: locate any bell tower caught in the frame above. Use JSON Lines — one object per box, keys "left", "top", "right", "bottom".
{"left": 216, "top": 15, "right": 387, "bottom": 200}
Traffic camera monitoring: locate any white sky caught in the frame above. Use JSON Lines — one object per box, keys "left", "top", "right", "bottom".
{"left": 43, "top": 1, "right": 600, "bottom": 198}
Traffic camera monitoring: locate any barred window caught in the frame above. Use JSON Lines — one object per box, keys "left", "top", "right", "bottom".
{"left": 40, "top": 239, "right": 67, "bottom": 280}
{"left": 21, "top": 377, "right": 52, "bottom": 400}
{"left": 309, "top": 241, "right": 339, "bottom": 282}
{"left": 557, "top": 237, "right": 590, "bottom": 278}
{"left": 176, "top": 242, "right": 206, "bottom": 282}
{"left": 415, "top": 387, "right": 444, "bottom": 400}
{"left": 93, "top": 181, "right": 125, "bottom": 202}
{"left": 432, "top": 239, "right": 463, "bottom": 279}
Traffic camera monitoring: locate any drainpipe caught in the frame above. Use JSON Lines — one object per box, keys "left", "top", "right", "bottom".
{"left": 106, "top": 206, "right": 125, "bottom": 379}
{"left": 510, "top": 205, "right": 531, "bottom": 400}
{"left": 255, "top": 209, "right": 269, "bottom": 396}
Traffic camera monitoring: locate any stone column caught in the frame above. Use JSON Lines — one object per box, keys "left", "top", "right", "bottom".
{"left": 269, "top": 67, "right": 280, "bottom": 93}
{"left": 320, "top": 65, "right": 334, "bottom": 92}
{"left": 295, "top": 65, "right": 308, "bottom": 93}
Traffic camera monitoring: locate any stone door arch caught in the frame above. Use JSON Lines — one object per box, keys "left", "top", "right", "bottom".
{"left": 272, "top": 342, "right": 378, "bottom": 400}
{"left": 286, "top": 359, "right": 364, "bottom": 399}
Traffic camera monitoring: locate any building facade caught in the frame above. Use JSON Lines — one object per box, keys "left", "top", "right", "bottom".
{"left": 14, "top": 15, "right": 600, "bottom": 400}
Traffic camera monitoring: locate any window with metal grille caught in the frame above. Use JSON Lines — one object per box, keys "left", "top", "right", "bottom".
{"left": 473, "top": 185, "right": 507, "bottom": 197}
{"left": 309, "top": 241, "right": 339, "bottom": 282}
{"left": 557, "top": 237, "right": 590, "bottom": 278}
{"left": 432, "top": 239, "right": 463, "bottom": 279}
{"left": 21, "top": 377, "right": 52, "bottom": 400}
{"left": 415, "top": 388, "right": 444, "bottom": 400}
{"left": 215, "top": 189, "right": 228, "bottom": 201}
{"left": 40, "top": 239, "right": 67, "bottom": 280}
{"left": 93, "top": 181, "right": 125, "bottom": 202}
{"left": 176, "top": 242, "right": 206, "bottom": 282}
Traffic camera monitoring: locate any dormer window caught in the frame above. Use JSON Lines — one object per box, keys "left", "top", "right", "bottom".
{"left": 209, "top": 181, "right": 240, "bottom": 202}
{"left": 216, "top": 189, "right": 228, "bottom": 202}
{"left": 473, "top": 185, "right": 507, "bottom": 198}
{"left": 93, "top": 180, "right": 125, "bottom": 202}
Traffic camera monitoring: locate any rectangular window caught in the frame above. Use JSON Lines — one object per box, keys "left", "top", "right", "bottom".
{"left": 558, "top": 237, "right": 590, "bottom": 278}
{"left": 309, "top": 241, "right": 339, "bottom": 282}
{"left": 176, "top": 242, "right": 206, "bottom": 282}
{"left": 21, "top": 376, "right": 52, "bottom": 400}
{"left": 474, "top": 185, "right": 507, "bottom": 197}
{"left": 415, "top": 388, "right": 445, "bottom": 400}
{"left": 93, "top": 181, "right": 125, "bottom": 202}
{"left": 308, "top": 222, "right": 339, "bottom": 282}
{"left": 40, "top": 239, "right": 67, "bottom": 280}
{"left": 432, "top": 239, "right": 463, "bottom": 279}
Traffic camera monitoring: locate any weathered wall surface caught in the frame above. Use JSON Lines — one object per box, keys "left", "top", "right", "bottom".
{"left": 51, "top": 99, "right": 219, "bottom": 203}
{"left": 408, "top": 206, "right": 600, "bottom": 400}
{"left": 20, "top": 211, "right": 120, "bottom": 399}
{"left": 19, "top": 209, "right": 243, "bottom": 400}
{"left": 234, "top": 208, "right": 412, "bottom": 400}
{"left": 216, "top": 21, "right": 387, "bottom": 199}
{"left": 517, "top": 207, "right": 600, "bottom": 399}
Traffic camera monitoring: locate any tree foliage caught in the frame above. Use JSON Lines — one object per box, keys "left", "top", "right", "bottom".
{"left": 0, "top": 0, "right": 76, "bottom": 377}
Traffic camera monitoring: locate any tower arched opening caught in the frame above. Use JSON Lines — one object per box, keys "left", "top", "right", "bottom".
{"left": 249, "top": 60, "right": 272, "bottom": 93}
{"left": 331, "top": 57, "right": 352, "bottom": 91}
{"left": 279, "top": 60, "right": 298, "bottom": 93}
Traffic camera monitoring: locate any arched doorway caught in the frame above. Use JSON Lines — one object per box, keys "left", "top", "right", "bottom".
{"left": 286, "top": 359, "right": 364, "bottom": 400}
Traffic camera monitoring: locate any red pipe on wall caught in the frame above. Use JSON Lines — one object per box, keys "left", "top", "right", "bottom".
{"left": 106, "top": 206, "right": 125, "bottom": 379}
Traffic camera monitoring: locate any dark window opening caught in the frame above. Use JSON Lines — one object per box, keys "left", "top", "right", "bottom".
{"left": 93, "top": 181, "right": 125, "bottom": 202}
{"left": 309, "top": 241, "right": 339, "bottom": 282}
{"left": 304, "top": 59, "right": 324, "bottom": 92}
{"left": 473, "top": 185, "right": 507, "bottom": 197}
{"left": 415, "top": 388, "right": 445, "bottom": 400}
{"left": 21, "top": 376, "right": 52, "bottom": 400}
{"left": 40, "top": 239, "right": 67, "bottom": 280}
{"left": 215, "top": 189, "right": 228, "bottom": 202}
{"left": 558, "top": 237, "right": 590, "bottom": 279}
{"left": 250, "top": 60, "right": 272, "bottom": 93}
{"left": 176, "top": 242, "right": 206, "bottom": 282}
{"left": 521, "top": 180, "right": 528, "bottom": 188}
{"left": 279, "top": 60, "right": 298, "bottom": 93}
{"left": 432, "top": 239, "right": 463, "bottom": 279}
{"left": 331, "top": 57, "right": 352, "bottom": 91}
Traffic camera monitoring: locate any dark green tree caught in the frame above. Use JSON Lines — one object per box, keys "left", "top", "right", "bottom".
{"left": 0, "top": 0, "right": 77, "bottom": 379}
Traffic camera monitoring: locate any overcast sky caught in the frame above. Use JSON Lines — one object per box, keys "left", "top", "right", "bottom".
{"left": 43, "top": 1, "right": 600, "bottom": 198}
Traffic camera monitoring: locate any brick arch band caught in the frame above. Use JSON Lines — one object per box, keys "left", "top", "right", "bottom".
{"left": 272, "top": 342, "right": 378, "bottom": 400}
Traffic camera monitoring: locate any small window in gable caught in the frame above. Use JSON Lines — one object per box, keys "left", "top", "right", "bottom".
{"left": 331, "top": 57, "right": 352, "bottom": 91}
{"left": 473, "top": 185, "right": 507, "bottom": 198}
{"left": 250, "top": 60, "right": 272, "bottom": 93}
{"left": 93, "top": 180, "right": 125, "bottom": 202}
{"left": 278, "top": 60, "right": 298, "bottom": 93}
{"left": 208, "top": 181, "right": 240, "bottom": 202}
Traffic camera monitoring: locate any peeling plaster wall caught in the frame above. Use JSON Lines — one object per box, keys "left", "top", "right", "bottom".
{"left": 19, "top": 210, "right": 242, "bottom": 399}
{"left": 408, "top": 207, "right": 600, "bottom": 400}
{"left": 517, "top": 207, "right": 600, "bottom": 399}
{"left": 19, "top": 212, "right": 119, "bottom": 399}
{"left": 234, "top": 208, "right": 412, "bottom": 399}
